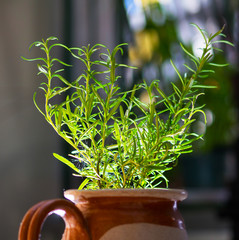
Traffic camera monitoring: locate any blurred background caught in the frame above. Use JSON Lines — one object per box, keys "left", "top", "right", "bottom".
{"left": 0, "top": 0, "right": 238, "bottom": 239}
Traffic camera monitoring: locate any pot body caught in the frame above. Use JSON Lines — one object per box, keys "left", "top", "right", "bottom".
{"left": 19, "top": 189, "right": 188, "bottom": 240}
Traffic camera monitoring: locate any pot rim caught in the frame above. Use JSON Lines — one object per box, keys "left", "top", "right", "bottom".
{"left": 64, "top": 188, "right": 187, "bottom": 203}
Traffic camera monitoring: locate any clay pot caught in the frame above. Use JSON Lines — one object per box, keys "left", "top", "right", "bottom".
{"left": 18, "top": 188, "right": 188, "bottom": 240}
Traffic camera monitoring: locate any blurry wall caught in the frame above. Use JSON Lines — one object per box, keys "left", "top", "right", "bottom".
{"left": 0, "top": 0, "right": 62, "bottom": 239}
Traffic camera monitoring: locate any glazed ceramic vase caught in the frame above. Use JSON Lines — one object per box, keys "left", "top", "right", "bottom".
{"left": 18, "top": 189, "right": 188, "bottom": 240}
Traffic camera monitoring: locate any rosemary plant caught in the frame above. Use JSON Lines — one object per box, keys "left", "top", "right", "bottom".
{"left": 24, "top": 24, "right": 233, "bottom": 189}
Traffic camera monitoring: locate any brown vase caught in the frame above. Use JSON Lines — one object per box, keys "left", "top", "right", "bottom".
{"left": 18, "top": 188, "right": 188, "bottom": 240}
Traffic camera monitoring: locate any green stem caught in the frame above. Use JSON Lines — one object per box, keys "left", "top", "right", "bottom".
{"left": 175, "top": 41, "right": 210, "bottom": 115}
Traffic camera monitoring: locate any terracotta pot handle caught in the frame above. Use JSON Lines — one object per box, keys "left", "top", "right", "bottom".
{"left": 18, "top": 199, "right": 90, "bottom": 240}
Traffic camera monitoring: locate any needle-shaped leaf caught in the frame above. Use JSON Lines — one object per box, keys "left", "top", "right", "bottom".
{"left": 170, "top": 60, "right": 184, "bottom": 87}
{"left": 53, "top": 153, "right": 80, "bottom": 173}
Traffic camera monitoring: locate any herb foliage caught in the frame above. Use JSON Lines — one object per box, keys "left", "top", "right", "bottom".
{"left": 24, "top": 25, "right": 233, "bottom": 189}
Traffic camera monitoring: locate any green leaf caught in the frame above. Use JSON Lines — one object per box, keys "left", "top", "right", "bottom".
{"left": 211, "top": 40, "right": 234, "bottom": 47}
{"left": 47, "top": 36, "right": 58, "bottom": 42}
{"left": 180, "top": 43, "right": 199, "bottom": 64}
{"left": 53, "top": 153, "right": 79, "bottom": 173}
{"left": 21, "top": 56, "right": 47, "bottom": 64}
{"left": 33, "top": 92, "right": 45, "bottom": 116}
{"left": 49, "top": 86, "right": 71, "bottom": 98}
{"left": 184, "top": 64, "right": 196, "bottom": 74}
{"left": 37, "top": 64, "right": 48, "bottom": 74}
{"left": 200, "top": 69, "right": 215, "bottom": 74}
{"left": 144, "top": 165, "right": 168, "bottom": 171}
{"left": 52, "top": 74, "right": 71, "bottom": 85}
{"left": 191, "top": 84, "right": 216, "bottom": 89}
{"left": 56, "top": 110, "right": 63, "bottom": 131}
{"left": 29, "top": 41, "right": 44, "bottom": 50}
{"left": 208, "top": 62, "right": 229, "bottom": 67}
{"left": 191, "top": 23, "right": 207, "bottom": 43}
{"left": 49, "top": 43, "right": 72, "bottom": 52}
{"left": 171, "top": 83, "right": 181, "bottom": 98}
{"left": 91, "top": 87, "right": 105, "bottom": 108}
{"left": 51, "top": 58, "right": 72, "bottom": 67}
{"left": 155, "top": 85, "right": 174, "bottom": 113}
{"left": 208, "top": 26, "right": 224, "bottom": 41}
{"left": 170, "top": 60, "right": 184, "bottom": 87}
{"left": 107, "top": 99, "right": 121, "bottom": 121}
{"left": 78, "top": 178, "right": 90, "bottom": 190}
